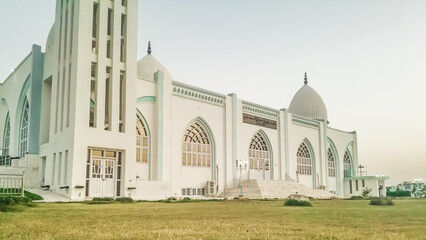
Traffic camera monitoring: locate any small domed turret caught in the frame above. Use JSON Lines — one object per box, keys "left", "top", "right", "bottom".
{"left": 137, "top": 41, "right": 172, "bottom": 81}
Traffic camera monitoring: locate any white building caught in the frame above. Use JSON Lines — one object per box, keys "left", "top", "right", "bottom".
{"left": 0, "top": 0, "right": 386, "bottom": 200}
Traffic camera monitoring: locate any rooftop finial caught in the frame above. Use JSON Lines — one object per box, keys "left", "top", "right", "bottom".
{"left": 304, "top": 72, "right": 308, "bottom": 85}
{"left": 147, "top": 41, "right": 152, "bottom": 55}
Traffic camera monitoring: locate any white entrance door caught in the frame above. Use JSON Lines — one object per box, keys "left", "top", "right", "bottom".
{"left": 90, "top": 158, "right": 116, "bottom": 198}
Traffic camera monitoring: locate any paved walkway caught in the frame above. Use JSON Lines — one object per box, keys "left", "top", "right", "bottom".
{"left": 26, "top": 189, "right": 71, "bottom": 202}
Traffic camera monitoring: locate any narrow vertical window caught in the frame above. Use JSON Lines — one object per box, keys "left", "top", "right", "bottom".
{"left": 104, "top": 67, "right": 112, "bottom": 130}
{"left": 90, "top": 62, "right": 97, "bottom": 127}
{"left": 60, "top": 67, "right": 66, "bottom": 131}
{"left": 20, "top": 97, "right": 30, "bottom": 158}
{"left": 120, "top": 14, "right": 126, "bottom": 62}
{"left": 327, "top": 148, "right": 336, "bottom": 177}
{"left": 116, "top": 152, "right": 122, "bottom": 197}
{"left": 64, "top": 150, "right": 68, "bottom": 185}
{"left": 122, "top": 0, "right": 127, "bottom": 7}
{"left": 92, "top": 3, "right": 99, "bottom": 54}
{"left": 136, "top": 115, "right": 149, "bottom": 163}
{"left": 119, "top": 71, "right": 126, "bottom": 132}
{"left": 69, "top": 0, "right": 74, "bottom": 54}
{"left": 106, "top": 8, "right": 113, "bottom": 59}
{"left": 55, "top": 71, "right": 60, "bottom": 133}
{"left": 57, "top": 152, "right": 62, "bottom": 185}
{"left": 349, "top": 180, "right": 352, "bottom": 194}
{"left": 58, "top": 0, "right": 63, "bottom": 61}
{"left": 66, "top": 63, "right": 71, "bottom": 127}
{"left": 1, "top": 113, "right": 10, "bottom": 166}
{"left": 344, "top": 149, "right": 352, "bottom": 178}
{"left": 107, "top": 9, "right": 113, "bottom": 36}
{"left": 52, "top": 153, "right": 56, "bottom": 185}
{"left": 63, "top": 2, "right": 68, "bottom": 60}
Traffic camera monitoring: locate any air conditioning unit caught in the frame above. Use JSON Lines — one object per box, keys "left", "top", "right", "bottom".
{"left": 206, "top": 181, "right": 217, "bottom": 196}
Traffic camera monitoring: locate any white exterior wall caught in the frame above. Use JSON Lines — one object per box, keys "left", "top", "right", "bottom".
{"left": 327, "top": 127, "right": 357, "bottom": 196}
{"left": 0, "top": 54, "right": 33, "bottom": 158}
{"left": 170, "top": 92, "right": 226, "bottom": 195}
{"left": 287, "top": 113, "right": 321, "bottom": 189}
{"left": 343, "top": 177, "right": 387, "bottom": 197}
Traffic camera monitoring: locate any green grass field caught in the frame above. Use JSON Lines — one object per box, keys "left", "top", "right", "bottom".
{"left": 0, "top": 198, "right": 425, "bottom": 239}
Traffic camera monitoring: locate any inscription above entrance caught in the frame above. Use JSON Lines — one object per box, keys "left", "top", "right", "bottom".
{"left": 243, "top": 113, "right": 277, "bottom": 130}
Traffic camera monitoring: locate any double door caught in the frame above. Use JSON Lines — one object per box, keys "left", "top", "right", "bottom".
{"left": 90, "top": 158, "right": 116, "bottom": 198}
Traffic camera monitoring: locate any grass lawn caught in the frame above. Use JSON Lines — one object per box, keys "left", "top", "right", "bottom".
{"left": 0, "top": 198, "right": 425, "bottom": 239}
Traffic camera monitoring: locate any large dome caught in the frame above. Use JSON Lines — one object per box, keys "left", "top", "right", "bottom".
{"left": 288, "top": 74, "right": 328, "bottom": 120}
{"left": 137, "top": 42, "right": 172, "bottom": 81}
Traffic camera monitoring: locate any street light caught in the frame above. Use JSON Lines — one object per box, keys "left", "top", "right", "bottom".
{"left": 236, "top": 159, "right": 247, "bottom": 197}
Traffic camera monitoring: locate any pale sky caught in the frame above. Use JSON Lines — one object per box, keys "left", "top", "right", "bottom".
{"left": 1, "top": 0, "right": 425, "bottom": 185}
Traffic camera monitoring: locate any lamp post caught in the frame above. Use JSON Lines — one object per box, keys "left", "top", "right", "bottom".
{"left": 236, "top": 159, "right": 248, "bottom": 197}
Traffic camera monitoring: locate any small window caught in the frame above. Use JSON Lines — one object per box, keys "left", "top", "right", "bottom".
{"left": 362, "top": 179, "right": 365, "bottom": 187}
{"left": 349, "top": 180, "right": 353, "bottom": 194}
{"left": 356, "top": 180, "right": 359, "bottom": 191}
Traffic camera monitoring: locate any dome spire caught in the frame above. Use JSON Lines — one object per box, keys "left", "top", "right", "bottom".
{"left": 304, "top": 72, "right": 308, "bottom": 85}
{"left": 147, "top": 41, "right": 152, "bottom": 55}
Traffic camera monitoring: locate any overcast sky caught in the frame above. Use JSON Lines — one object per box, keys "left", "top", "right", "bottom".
{"left": 1, "top": 0, "right": 425, "bottom": 185}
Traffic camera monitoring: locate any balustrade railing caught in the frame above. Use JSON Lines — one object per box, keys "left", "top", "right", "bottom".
{"left": 0, "top": 173, "right": 25, "bottom": 197}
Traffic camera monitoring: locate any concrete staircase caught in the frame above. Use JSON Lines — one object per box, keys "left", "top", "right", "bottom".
{"left": 224, "top": 179, "right": 334, "bottom": 199}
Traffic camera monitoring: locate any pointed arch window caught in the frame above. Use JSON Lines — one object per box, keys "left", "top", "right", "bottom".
{"left": 136, "top": 114, "right": 149, "bottom": 163}
{"left": 297, "top": 142, "right": 312, "bottom": 175}
{"left": 20, "top": 98, "right": 29, "bottom": 158}
{"left": 182, "top": 122, "right": 211, "bottom": 167}
{"left": 327, "top": 148, "right": 336, "bottom": 177}
{"left": 248, "top": 132, "right": 270, "bottom": 170}
{"left": 343, "top": 149, "right": 352, "bottom": 177}
{"left": 1, "top": 113, "right": 10, "bottom": 165}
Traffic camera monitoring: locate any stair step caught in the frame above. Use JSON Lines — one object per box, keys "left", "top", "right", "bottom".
{"left": 224, "top": 180, "right": 334, "bottom": 199}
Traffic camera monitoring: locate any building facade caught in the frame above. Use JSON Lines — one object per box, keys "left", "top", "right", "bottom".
{"left": 0, "top": 0, "right": 382, "bottom": 200}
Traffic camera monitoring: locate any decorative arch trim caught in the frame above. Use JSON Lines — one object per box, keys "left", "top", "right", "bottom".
{"left": 248, "top": 129, "right": 274, "bottom": 179}
{"left": 297, "top": 138, "right": 316, "bottom": 188}
{"left": 182, "top": 117, "right": 216, "bottom": 181}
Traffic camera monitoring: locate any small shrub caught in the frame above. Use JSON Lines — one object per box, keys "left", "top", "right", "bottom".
{"left": 284, "top": 199, "right": 312, "bottom": 207}
{"left": 349, "top": 196, "right": 364, "bottom": 200}
{"left": 92, "top": 197, "right": 114, "bottom": 202}
{"left": 183, "top": 197, "right": 191, "bottom": 201}
{"left": 115, "top": 197, "right": 134, "bottom": 203}
{"left": 361, "top": 187, "right": 373, "bottom": 198}
{"left": 0, "top": 196, "right": 34, "bottom": 212}
{"left": 370, "top": 197, "right": 394, "bottom": 206}
{"left": 167, "top": 197, "right": 177, "bottom": 201}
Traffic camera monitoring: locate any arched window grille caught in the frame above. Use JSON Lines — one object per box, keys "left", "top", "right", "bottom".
{"left": 248, "top": 132, "right": 270, "bottom": 170}
{"left": 1, "top": 113, "right": 10, "bottom": 165}
{"left": 327, "top": 148, "right": 336, "bottom": 177}
{"left": 297, "top": 142, "right": 312, "bottom": 175}
{"left": 19, "top": 98, "right": 29, "bottom": 158}
{"left": 136, "top": 114, "right": 149, "bottom": 163}
{"left": 343, "top": 149, "right": 352, "bottom": 177}
{"left": 182, "top": 122, "right": 211, "bottom": 167}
